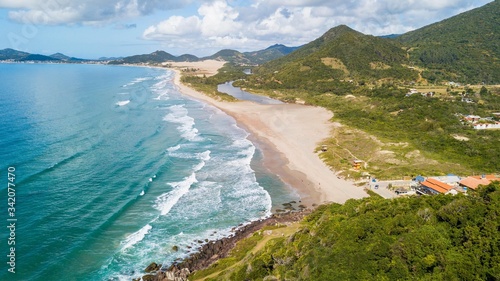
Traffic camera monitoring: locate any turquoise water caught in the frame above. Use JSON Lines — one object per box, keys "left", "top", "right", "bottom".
{"left": 0, "top": 63, "right": 297, "bottom": 280}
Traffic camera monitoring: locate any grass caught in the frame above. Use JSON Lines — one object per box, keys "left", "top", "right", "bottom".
{"left": 317, "top": 124, "right": 472, "bottom": 180}
{"left": 190, "top": 223, "right": 302, "bottom": 281}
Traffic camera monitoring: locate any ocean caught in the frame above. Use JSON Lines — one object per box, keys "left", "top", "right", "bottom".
{"left": 0, "top": 63, "right": 298, "bottom": 280}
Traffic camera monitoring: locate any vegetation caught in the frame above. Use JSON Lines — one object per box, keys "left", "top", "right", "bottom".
{"left": 195, "top": 182, "right": 500, "bottom": 280}
{"left": 180, "top": 64, "right": 250, "bottom": 101}
{"left": 249, "top": 25, "right": 418, "bottom": 90}
{"left": 397, "top": 0, "right": 500, "bottom": 84}
{"left": 230, "top": 5, "right": 500, "bottom": 176}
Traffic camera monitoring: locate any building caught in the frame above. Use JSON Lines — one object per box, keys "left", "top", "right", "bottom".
{"left": 429, "top": 175, "right": 461, "bottom": 187}
{"left": 473, "top": 122, "right": 500, "bottom": 130}
{"left": 352, "top": 159, "right": 363, "bottom": 170}
{"left": 459, "top": 175, "right": 500, "bottom": 191}
{"left": 420, "top": 178, "right": 456, "bottom": 195}
{"left": 465, "top": 115, "right": 481, "bottom": 122}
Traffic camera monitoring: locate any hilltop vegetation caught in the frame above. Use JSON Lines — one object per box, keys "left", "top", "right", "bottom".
{"left": 230, "top": 2, "right": 500, "bottom": 177}
{"left": 398, "top": 0, "right": 500, "bottom": 84}
{"left": 192, "top": 182, "right": 500, "bottom": 280}
{"left": 250, "top": 25, "right": 418, "bottom": 90}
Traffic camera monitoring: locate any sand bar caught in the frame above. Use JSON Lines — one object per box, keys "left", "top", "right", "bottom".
{"left": 169, "top": 60, "right": 367, "bottom": 205}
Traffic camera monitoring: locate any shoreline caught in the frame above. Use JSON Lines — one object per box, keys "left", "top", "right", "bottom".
{"left": 169, "top": 61, "right": 368, "bottom": 206}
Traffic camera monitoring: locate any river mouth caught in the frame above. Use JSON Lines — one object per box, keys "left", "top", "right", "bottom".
{"left": 217, "top": 81, "right": 283, "bottom": 105}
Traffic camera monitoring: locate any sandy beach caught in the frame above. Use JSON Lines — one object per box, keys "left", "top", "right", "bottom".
{"left": 169, "top": 60, "right": 367, "bottom": 206}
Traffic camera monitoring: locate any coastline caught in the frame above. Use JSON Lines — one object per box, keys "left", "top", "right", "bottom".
{"left": 168, "top": 61, "right": 368, "bottom": 206}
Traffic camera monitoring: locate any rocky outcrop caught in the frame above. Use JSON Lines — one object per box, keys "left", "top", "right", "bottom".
{"left": 145, "top": 209, "right": 310, "bottom": 281}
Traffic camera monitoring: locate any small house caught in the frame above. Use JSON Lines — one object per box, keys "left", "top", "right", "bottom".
{"left": 459, "top": 175, "right": 500, "bottom": 191}
{"left": 420, "top": 178, "right": 454, "bottom": 195}
{"left": 352, "top": 159, "right": 363, "bottom": 170}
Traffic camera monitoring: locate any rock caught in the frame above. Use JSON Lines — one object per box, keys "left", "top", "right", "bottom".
{"left": 145, "top": 262, "right": 161, "bottom": 273}
{"left": 141, "top": 274, "right": 156, "bottom": 281}
{"left": 172, "top": 245, "right": 179, "bottom": 252}
{"left": 179, "top": 268, "right": 190, "bottom": 278}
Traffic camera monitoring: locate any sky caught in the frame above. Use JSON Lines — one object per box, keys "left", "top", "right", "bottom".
{"left": 0, "top": 0, "right": 493, "bottom": 59}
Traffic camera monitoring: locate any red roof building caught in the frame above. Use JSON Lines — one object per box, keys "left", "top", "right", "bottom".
{"left": 459, "top": 175, "right": 500, "bottom": 190}
{"left": 420, "top": 178, "right": 454, "bottom": 194}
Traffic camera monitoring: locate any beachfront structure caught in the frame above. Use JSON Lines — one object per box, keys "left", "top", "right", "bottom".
{"left": 353, "top": 160, "right": 363, "bottom": 170}
{"left": 473, "top": 122, "right": 500, "bottom": 130}
{"left": 459, "top": 175, "right": 500, "bottom": 191}
{"left": 429, "top": 175, "right": 461, "bottom": 187}
{"left": 420, "top": 178, "right": 456, "bottom": 195}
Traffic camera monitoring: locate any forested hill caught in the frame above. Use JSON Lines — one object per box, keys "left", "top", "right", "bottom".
{"left": 192, "top": 182, "right": 500, "bottom": 280}
{"left": 398, "top": 0, "right": 500, "bottom": 84}
{"left": 251, "top": 25, "right": 418, "bottom": 88}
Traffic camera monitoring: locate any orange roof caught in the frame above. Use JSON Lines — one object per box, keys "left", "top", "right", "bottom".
{"left": 460, "top": 175, "right": 500, "bottom": 190}
{"left": 472, "top": 174, "right": 498, "bottom": 180}
{"left": 421, "top": 178, "right": 453, "bottom": 194}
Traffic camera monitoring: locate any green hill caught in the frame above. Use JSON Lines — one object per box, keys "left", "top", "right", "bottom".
{"left": 398, "top": 0, "right": 500, "bottom": 84}
{"left": 108, "top": 50, "right": 186, "bottom": 64}
{"left": 192, "top": 182, "right": 500, "bottom": 280}
{"left": 248, "top": 25, "right": 417, "bottom": 92}
{"left": 203, "top": 45, "right": 300, "bottom": 65}
{"left": 0, "top": 48, "right": 30, "bottom": 60}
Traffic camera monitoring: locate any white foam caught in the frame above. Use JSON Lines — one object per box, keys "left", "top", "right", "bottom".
{"left": 121, "top": 224, "right": 152, "bottom": 250}
{"left": 116, "top": 100, "right": 130, "bottom": 106}
{"left": 163, "top": 105, "right": 200, "bottom": 141}
{"left": 198, "top": 150, "right": 211, "bottom": 161}
{"left": 123, "top": 77, "right": 151, "bottom": 87}
{"left": 167, "top": 145, "right": 181, "bottom": 153}
{"left": 154, "top": 173, "right": 197, "bottom": 216}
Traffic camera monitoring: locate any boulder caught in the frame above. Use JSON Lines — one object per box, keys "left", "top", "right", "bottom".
{"left": 145, "top": 262, "right": 161, "bottom": 273}
{"left": 141, "top": 274, "right": 156, "bottom": 281}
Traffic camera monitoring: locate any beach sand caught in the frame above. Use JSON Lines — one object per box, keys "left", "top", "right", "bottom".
{"left": 169, "top": 60, "right": 367, "bottom": 206}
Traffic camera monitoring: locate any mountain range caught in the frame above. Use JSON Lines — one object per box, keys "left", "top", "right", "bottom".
{"left": 1, "top": 0, "right": 498, "bottom": 84}
{"left": 0, "top": 49, "right": 88, "bottom": 62}
{"left": 250, "top": 0, "right": 499, "bottom": 85}
{"left": 107, "top": 44, "right": 300, "bottom": 65}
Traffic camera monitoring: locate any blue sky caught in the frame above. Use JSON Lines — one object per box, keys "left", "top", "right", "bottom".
{"left": 0, "top": 0, "right": 493, "bottom": 59}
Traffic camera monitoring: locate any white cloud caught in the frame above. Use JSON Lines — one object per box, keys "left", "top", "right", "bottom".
{"left": 143, "top": 0, "right": 245, "bottom": 49}
{"left": 141, "top": 0, "right": 492, "bottom": 55}
{"left": 0, "top": 0, "right": 492, "bottom": 55}
{"left": 1, "top": 0, "right": 192, "bottom": 25}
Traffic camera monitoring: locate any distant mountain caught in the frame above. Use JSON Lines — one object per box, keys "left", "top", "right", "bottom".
{"left": 379, "top": 34, "right": 401, "bottom": 39}
{"left": 242, "top": 44, "right": 301, "bottom": 64}
{"left": 202, "top": 44, "right": 300, "bottom": 64}
{"left": 109, "top": 44, "right": 299, "bottom": 65}
{"left": 176, "top": 54, "right": 199, "bottom": 62}
{"left": 203, "top": 49, "right": 245, "bottom": 62}
{"left": 250, "top": 25, "right": 417, "bottom": 87}
{"left": 98, "top": 56, "right": 124, "bottom": 61}
{"left": 0, "top": 48, "right": 30, "bottom": 60}
{"left": 50, "top": 53, "right": 86, "bottom": 62}
{"left": 109, "top": 50, "right": 178, "bottom": 64}
{"left": 0, "top": 48, "right": 89, "bottom": 62}
{"left": 398, "top": 0, "right": 500, "bottom": 84}
{"left": 19, "top": 54, "right": 60, "bottom": 61}
{"left": 109, "top": 50, "right": 200, "bottom": 64}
